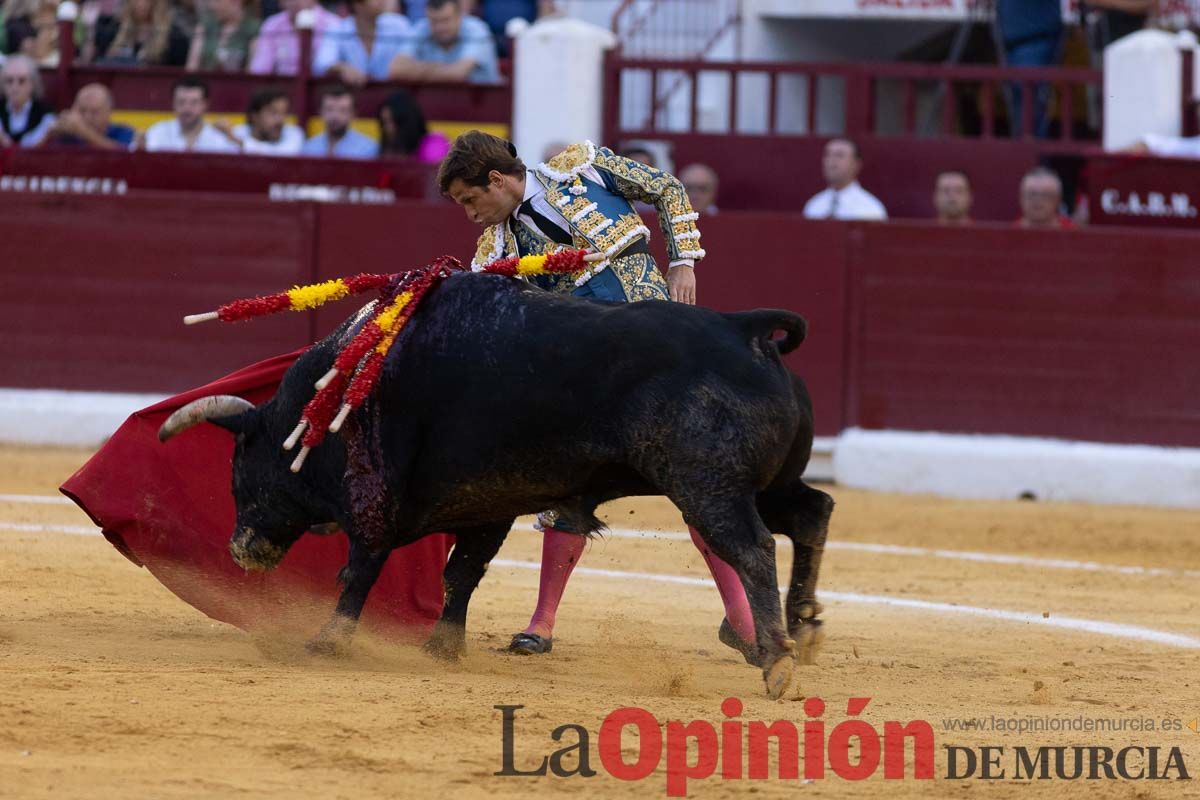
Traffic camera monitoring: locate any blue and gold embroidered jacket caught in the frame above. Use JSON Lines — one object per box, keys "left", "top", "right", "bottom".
{"left": 470, "top": 141, "right": 705, "bottom": 302}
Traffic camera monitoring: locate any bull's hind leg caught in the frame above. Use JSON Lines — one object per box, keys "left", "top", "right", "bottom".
{"left": 758, "top": 482, "right": 834, "bottom": 665}
{"left": 683, "top": 495, "right": 796, "bottom": 699}
{"left": 424, "top": 521, "right": 512, "bottom": 661}
{"left": 307, "top": 540, "right": 390, "bottom": 656}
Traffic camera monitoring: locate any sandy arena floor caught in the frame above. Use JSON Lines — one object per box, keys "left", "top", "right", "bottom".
{"left": 1, "top": 444, "right": 1199, "bottom": 799}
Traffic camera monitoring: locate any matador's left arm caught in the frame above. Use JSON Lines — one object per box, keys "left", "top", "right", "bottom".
{"left": 592, "top": 147, "right": 706, "bottom": 268}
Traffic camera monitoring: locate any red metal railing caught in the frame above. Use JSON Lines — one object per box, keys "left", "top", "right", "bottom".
{"left": 42, "top": 17, "right": 512, "bottom": 128}
{"left": 606, "top": 55, "right": 1106, "bottom": 150}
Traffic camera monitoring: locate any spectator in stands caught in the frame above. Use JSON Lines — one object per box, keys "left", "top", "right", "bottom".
{"left": 103, "top": 0, "right": 191, "bottom": 66}
{"left": 933, "top": 170, "right": 973, "bottom": 225}
{"left": 186, "top": 0, "right": 260, "bottom": 71}
{"left": 996, "top": 0, "right": 1063, "bottom": 138}
{"left": 39, "top": 83, "right": 135, "bottom": 149}
{"left": 467, "top": 0, "right": 556, "bottom": 57}
{"left": 76, "top": 0, "right": 124, "bottom": 65}
{"left": 377, "top": 88, "right": 449, "bottom": 161}
{"left": 1081, "top": 0, "right": 1150, "bottom": 54}
{"left": 212, "top": 87, "right": 305, "bottom": 155}
{"left": 401, "top": 0, "right": 426, "bottom": 24}
{"left": 141, "top": 77, "right": 239, "bottom": 152}
{"left": 313, "top": 0, "right": 411, "bottom": 86}
{"left": 0, "top": 54, "right": 54, "bottom": 147}
{"left": 679, "top": 163, "right": 719, "bottom": 216}
{"left": 621, "top": 144, "right": 656, "bottom": 168}
{"left": 803, "top": 138, "right": 888, "bottom": 221}
{"left": 4, "top": 0, "right": 58, "bottom": 66}
{"left": 250, "top": 0, "right": 338, "bottom": 76}
{"left": 1017, "top": 166, "right": 1073, "bottom": 228}
{"left": 301, "top": 84, "right": 379, "bottom": 159}
{"left": 387, "top": 0, "right": 499, "bottom": 84}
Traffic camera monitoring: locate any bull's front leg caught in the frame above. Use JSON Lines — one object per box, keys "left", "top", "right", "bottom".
{"left": 307, "top": 540, "right": 390, "bottom": 656}
{"left": 423, "top": 521, "right": 512, "bottom": 661}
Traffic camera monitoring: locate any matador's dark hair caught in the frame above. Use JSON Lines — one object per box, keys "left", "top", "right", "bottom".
{"left": 437, "top": 130, "right": 526, "bottom": 195}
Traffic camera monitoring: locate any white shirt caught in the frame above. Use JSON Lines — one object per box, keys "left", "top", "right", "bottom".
{"left": 512, "top": 170, "right": 694, "bottom": 268}
{"left": 803, "top": 181, "right": 888, "bottom": 221}
{"left": 1142, "top": 134, "right": 1200, "bottom": 159}
{"left": 233, "top": 123, "right": 305, "bottom": 156}
{"left": 5, "top": 100, "right": 55, "bottom": 147}
{"left": 142, "top": 119, "right": 239, "bottom": 153}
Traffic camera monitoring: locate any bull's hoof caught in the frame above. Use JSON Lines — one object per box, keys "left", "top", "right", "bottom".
{"left": 718, "top": 618, "right": 760, "bottom": 666}
{"left": 305, "top": 637, "right": 346, "bottom": 658}
{"left": 792, "top": 619, "right": 825, "bottom": 666}
{"left": 763, "top": 653, "right": 796, "bottom": 700}
{"left": 507, "top": 632, "right": 553, "bottom": 655}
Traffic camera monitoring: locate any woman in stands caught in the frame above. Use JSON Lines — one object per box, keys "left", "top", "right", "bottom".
{"left": 376, "top": 88, "right": 449, "bottom": 163}
{"left": 99, "top": 0, "right": 191, "bottom": 66}
{"left": 186, "top": 0, "right": 260, "bottom": 71}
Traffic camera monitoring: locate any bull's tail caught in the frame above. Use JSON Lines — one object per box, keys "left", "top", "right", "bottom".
{"left": 726, "top": 309, "right": 808, "bottom": 355}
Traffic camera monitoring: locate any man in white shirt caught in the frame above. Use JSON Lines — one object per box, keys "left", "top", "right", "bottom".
{"left": 219, "top": 88, "right": 305, "bottom": 156}
{"left": 141, "top": 78, "right": 239, "bottom": 154}
{"left": 802, "top": 138, "right": 888, "bottom": 221}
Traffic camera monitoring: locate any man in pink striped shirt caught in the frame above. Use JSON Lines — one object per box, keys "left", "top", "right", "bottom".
{"left": 249, "top": 0, "right": 339, "bottom": 76}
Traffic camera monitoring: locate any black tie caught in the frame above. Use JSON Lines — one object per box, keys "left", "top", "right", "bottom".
{"left": 519, "top": 200, "right": 573, "bottom": 245}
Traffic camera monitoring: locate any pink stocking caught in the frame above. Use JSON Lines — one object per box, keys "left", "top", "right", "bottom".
{"left": 523, "top": 527, "right": 586, "bottom": 639}
{"left": 689, "top": 526, "right": 756, "bottom": 644}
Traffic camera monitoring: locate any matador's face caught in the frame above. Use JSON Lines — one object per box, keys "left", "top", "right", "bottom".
{"left": 446, "top": 174, "right": 521, "bottom": 228}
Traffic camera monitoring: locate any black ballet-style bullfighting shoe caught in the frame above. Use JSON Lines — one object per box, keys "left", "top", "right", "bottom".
{"left": 508, "top": 632, "right": 553, "bottom": 655}
{"left": 718, "top": 618, "right": 758, "bottom": 665}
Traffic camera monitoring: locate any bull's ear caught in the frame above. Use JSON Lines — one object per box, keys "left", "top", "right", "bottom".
{"left": 209, "top": 410, "right": 255, "bottom": 436}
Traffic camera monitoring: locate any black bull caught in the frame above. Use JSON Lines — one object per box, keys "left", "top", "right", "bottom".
{"left": 159, "top": 272, "right": 834, "bottom": 698}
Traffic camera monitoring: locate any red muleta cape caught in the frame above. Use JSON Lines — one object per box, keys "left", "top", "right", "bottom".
{"left": 60, "top": 349, "right": 452, "bottom": 640}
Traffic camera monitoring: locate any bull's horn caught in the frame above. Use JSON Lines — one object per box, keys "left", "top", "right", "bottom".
{"left": 158, "top": 395, "right": 255, "bottom": 442}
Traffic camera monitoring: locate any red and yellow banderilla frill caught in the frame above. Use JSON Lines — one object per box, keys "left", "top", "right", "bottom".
{"left": 183, "top": 250, "right": 589, "bottom": 471}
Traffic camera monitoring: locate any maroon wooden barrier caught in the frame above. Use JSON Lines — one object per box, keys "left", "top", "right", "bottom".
{"left": 1085, "top": 152, "right": 1200, "bottom": 230}
{"left": 4, "top": 192, "right": 313, "bottom": 393}
{"left": 658, "top": 133, "right": 1044, "bottom": 221}
{"left": 0, "top": 148, "right": 440, "bottom": 202}
{"left": 848, "top": 221, "right": 1200, "bottom": 446}
{"left": 638, "top": 212, "right": 852, "bottom": 436}
{"left": 6, "top": 191, "right": 1199, "bottom": 446}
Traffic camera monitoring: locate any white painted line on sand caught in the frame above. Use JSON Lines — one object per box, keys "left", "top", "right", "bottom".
{"left": 523, "top": 524, "right": 1200, "bottom": 580}
{"left": 491, "top": 559, "right": 1200, "bottom": 650}
{"left": 8, "top": 499, "right": 1199, "bottom": 579}
{"left": 7, "top": 519, "right": 1198, "bottom": 650}
{"left": 0, "top": 521, "right": 100, "bottom": 536}
{"left": 0, "top": 493, "right": 74, "bottom": 506}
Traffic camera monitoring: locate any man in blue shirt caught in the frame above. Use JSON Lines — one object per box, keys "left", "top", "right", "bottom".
{"left": 313, "top": 0, "right": 413, "bottom": 85}
{"left": 301, "top": 85, "right": 380, "bottom": 160}
{"left": 39, "top": 84, "right": 135, "bottom": 150}
{"left": 387, "top": 0, "right": 499, "bottom": 84}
